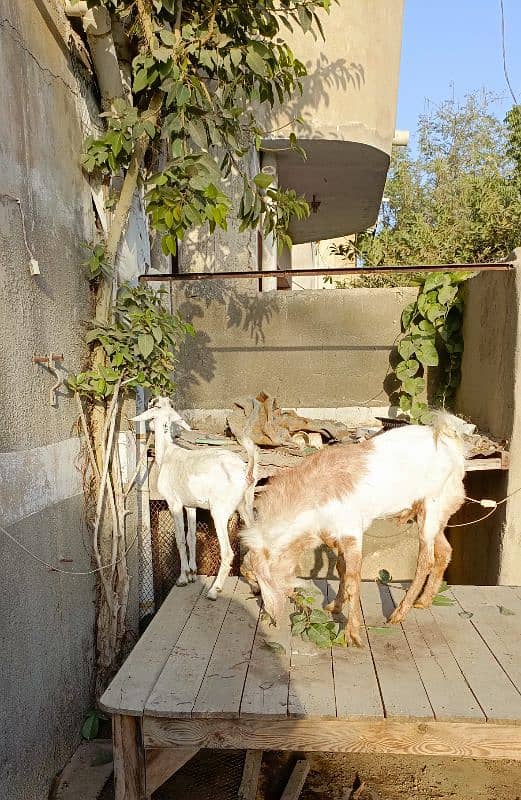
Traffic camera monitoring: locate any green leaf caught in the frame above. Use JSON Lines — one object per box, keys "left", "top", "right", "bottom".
{"left": 81, "top": 712, "right": 99, "bottom": 741}
{"left": 396, "top": 359, "right": 420, "bottom": 380}
{"left": 499, "top": 605, "right": 516, "bottom": 616}
{"left": 438, "top": 284, "right": 458, "bottom": 305}
{"left": 246, "top": 49, "right": 268, "bottom": 77}
{"left": 399, "top": 394, "right": 412, "bottom": 412}
{"left": 426, "top": 303, "right": 446, "bottom": 323}
{"left": 366, "top": 626, "right": 398, "bottom": 635}
{"left": 378, "top": 569, "right": 392, "bottom": 584}
{"left": 138, "top": 333, "right": 154, "bottom": 359}
{"left": 423, "top": 273, "right": 448, "bottom": 292}
{"left": 262, "top": 639, "right": 286, "bottom": 654}
{"left": 309, "top": 608, "right": 330, "bottom": 624}
{"left": 133, "top": 68, "right": 149, "bottom": 93}
{"left": 253, "top": 173, "right": 273, "bottom": 189}
{"left": 403, "top": 376, "right": 425, "bottom": 396}
{"left": 431, "top": 595, "right": 455, "bottom": 606}
{"left": 438, "top": 581, "right": 450, "bottom": 593}
{"left": 307, "top": 625, "right": 332, "bottom": 649}
{"left": 416, "top": 340, "right": 439, "bottom": 367}
{"left": 401, "top": 302, "right": 417, "bottom": 330}
{"left": 397, "top": 337, "right": 416, "bottom": 360}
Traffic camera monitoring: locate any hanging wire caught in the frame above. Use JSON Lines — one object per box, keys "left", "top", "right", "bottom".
{"left": 500, "top": 0, "right": 518, "bottom": 105}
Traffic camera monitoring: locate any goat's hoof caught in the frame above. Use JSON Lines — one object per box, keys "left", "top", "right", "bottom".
{"left": 413, "top": 598, "right": 430, "bottom": 609}
{"left": 176, "top": 575, "right": 188, "bottom": 587}
{"left": 346, "top": 628, "right": 363, "bottom": 648}
{"left": 387, "top": 609, "right": 404, "bottom": 624}
{"left": 207, "top": 588, "right": 219, "bottom": 600}
{"left": 325, "top": 601, "right": 342, "bottom": 615}
{"left": 188, "top": 570, "right": 197, "bottom": 583}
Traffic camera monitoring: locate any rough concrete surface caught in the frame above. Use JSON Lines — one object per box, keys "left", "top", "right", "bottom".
{"left": 53, "top": 741, "right": 113, "bottom": 800}
{"left": 172, "top": 285, "right": 416, "bottom": 411}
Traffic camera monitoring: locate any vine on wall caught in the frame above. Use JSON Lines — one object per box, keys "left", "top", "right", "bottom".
{"left": 394, "top": 272, "right": 469, "bottom": 420}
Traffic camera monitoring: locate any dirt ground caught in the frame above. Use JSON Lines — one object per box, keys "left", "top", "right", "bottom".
{"left": 99, "top": 748, "right": 521, "bottom": 800}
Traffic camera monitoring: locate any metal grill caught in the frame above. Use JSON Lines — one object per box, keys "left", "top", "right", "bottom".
{"left": 154, "top": 749, "right": 246, "bottom": 800}
{"left": 147, "top": 501, "right": 241, "bottom": 609}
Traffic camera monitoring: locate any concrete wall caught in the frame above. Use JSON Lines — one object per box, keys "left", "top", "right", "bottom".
{"left": 454, "top": 254, "right": 521, "bottom": 585}
{"left": 262, "top": 0, "right": 404, "bottom": 242}
{"left": 172, "top": 284, "right": 416, "bottom": 409}
{"left": 0, "top": 3, "right": 137, "bottom": 798}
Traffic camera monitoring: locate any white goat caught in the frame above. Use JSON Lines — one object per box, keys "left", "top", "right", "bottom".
{"left": 133, "top": 398, "right": 258, "bottom": 598}
{"left": 240, "top": 413, "right": 466, "bottom": 645}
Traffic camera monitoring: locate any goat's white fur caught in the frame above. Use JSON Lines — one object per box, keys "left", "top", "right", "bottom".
{"left": 241, "top": 413, "right": 466, "bottom": 642}
{"left": 133, "top": 397, "right": 258, "bottom": 598}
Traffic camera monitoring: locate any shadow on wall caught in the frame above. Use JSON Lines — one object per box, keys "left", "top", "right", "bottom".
{"left": 172, "top": 281, "right": 278, "bottom": 408}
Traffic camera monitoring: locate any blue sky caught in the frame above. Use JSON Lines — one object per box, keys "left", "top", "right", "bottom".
{"left": 397, "top": 0, "right": 521, "bottom": 142}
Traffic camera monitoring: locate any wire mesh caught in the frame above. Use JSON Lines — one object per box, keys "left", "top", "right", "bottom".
{"left": 146, "top": 501, "right": 241, "bottom": 610}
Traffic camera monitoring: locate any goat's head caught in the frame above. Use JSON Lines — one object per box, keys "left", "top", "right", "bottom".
{"left": 241, "top": 545, "right": 295, "bottom": 626}
{"left": 131, "top": 398, "right": 191, "bottom": 437}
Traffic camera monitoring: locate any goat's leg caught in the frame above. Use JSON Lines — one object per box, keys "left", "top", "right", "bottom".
{"left": 414, "top": 530, "right": 452, "bottom": 608}
{"left": 207, "top": 508, "right": 234, "bottom": 600}
{"left": 326, "top": 537, "right": 363, "bottom": 647}
{"left": 186, "top": 507, "right": 197, "bottom": 582}
{"left": 166, "top": 498, "right": 190, "bottom": 586}
{"left": 388, "top": 501, "right": 437, "bottom": 624}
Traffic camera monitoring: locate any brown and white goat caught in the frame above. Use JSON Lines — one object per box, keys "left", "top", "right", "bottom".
{"left": 240, "top": 415, "right": 466, "bottom": 645}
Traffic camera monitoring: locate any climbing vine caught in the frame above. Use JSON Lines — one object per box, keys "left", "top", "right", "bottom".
{"left": 69, "top": 0, "right": 335, "bottom": 690}
{"left": 394, "top": 272, "right": 469, "bottom": 420}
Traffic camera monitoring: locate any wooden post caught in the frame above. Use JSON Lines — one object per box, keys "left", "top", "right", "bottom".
{"left": 238, "top": 750, "right": 263, "bottom": 800}
{"left": 113, "top": 715, "right": 147, "bottom": 800}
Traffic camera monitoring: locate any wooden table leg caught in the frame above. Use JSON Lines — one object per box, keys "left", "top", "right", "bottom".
{"left": 145, "top": 747, "right": 200, "bottom": 795}
{"left": 113, "top": 714, "right": 148, "bottom": 800}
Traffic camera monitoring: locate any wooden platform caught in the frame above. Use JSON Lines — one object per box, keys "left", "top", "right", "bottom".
{"left": 101, "top": 579, "right": 521, "bottom": 798}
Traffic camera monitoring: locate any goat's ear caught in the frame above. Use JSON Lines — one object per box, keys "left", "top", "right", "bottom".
{"left": 131, "top": 409, "right": 157, "bottom": 423}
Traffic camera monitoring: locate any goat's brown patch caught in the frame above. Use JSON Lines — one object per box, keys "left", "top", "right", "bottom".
{"left": 256, "top": 441, "right": 373, "bottom": 522}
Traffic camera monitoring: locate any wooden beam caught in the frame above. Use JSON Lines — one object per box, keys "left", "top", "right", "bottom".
{"left": 238, "top": 750, "right": 263, "bottom": 800}
{"left": 113, "top": 715, "right": 147, "bottom": 800}
{"left": 143, "top": 717, "right": 521, "bottom": 761}
{"left": 145, "top": 747, "right": 199, "bottom": 795}
{"left": 280, "top": 761, "right": 310, "bottom": 800}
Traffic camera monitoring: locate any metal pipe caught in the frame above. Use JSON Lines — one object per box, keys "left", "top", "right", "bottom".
{"left": 139, "top": 262, "right": 512, "bottom": 283}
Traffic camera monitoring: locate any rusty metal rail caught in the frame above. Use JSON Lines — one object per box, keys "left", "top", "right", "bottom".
{"left": 139, "top": 262, "right": 513, "bottom": 283}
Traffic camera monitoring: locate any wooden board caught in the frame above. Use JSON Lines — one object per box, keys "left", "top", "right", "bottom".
{"left": 280, "top": 760, "right": 310, "bottom": 800}
{"left": 238, "top": 750, "right": 263, "bottom": 800}
{"left": 99, "top": 578, "right": 206, "bottom": 715}
{"left": 451, "top": 585, "right": 521, "bottom": 695}
{"left": 145, "top": 577, "right": 238, "bottom": 718}
{"left": 326, "top": 581, "right": 383, "bottom": 720}
{"left": 192, "top": 579, "right": 261, "bottom": 718}
{"left": 288, "top": 580, "right": 336, "bottom": 719}
{"left": 143, "top": 716, "right": 521, "bottom": 761}
{"left": 240, "top": 595, "right": 292, "bottom": 720}
{"left": 427, "top": 589, "right": 521, "bottom": 723}
{"left": 388, "top": 587, "right": 485, "bottom": 722}
{"left": 360, "top": 582, "right": 433, "bottom": 720}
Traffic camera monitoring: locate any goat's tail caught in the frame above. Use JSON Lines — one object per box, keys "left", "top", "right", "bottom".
{"left": 428, "top": 410, "right": 470, "bottom": 451}
{"left": 237, "top": 434, "right": 259, "bottom": 527}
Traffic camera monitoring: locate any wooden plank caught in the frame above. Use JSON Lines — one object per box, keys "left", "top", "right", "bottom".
{"left": 240, "top": 594, "right": 292, "bottom": 720}
{"left": 388, "top": 587, "right": 485, "bottom": 722}
{"left": 280, "top": 760, "right": 310, "bottom": 800}
{"left": 192, "top": 579, "right": 261, "bottom": 718}
{"left": 145, "top": 577, "right": 238, "bottom": 718}
{"left": 426, "top": 588, "right": 521, "bottom": 723}
{"left": 360, "top": 582, "right": 433, "bottom": 720}
{"left": 326, "top": 581, "right": 383, "bottom": 720}
{"left": 113, "top": 715, "right": 146, "bottom": 800}
{"left": 145, "top": 747, "right": 199, "bottom": 795}
{"left": 288, "top": 580, "right": 336, "bottom": 719}
{"left": 100, "top": 578, "right": 206, "bottom": 715}
{"left": 451, "top": 585, "right": 521, "bottom": 694}
{"left": 143, "top": 717, "right": 521, "bottom": 761}
{"left": 238, "top": 750, "right": 263, "bottom": 800}
{"left": 464, "top": 457, "right": 503, "bottom": 472}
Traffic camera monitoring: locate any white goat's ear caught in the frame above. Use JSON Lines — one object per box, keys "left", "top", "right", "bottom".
{"left": 131, "top": 409, "right": 157, "bottom": 423}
